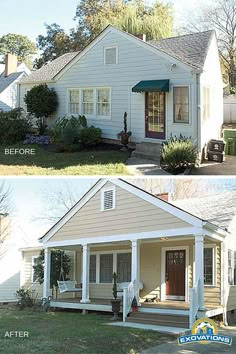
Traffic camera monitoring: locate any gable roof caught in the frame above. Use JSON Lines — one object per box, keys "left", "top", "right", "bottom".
{"left": 39, "top": 178, "right": 209, "bottom": 244}
{"left": 0, "top": 71, "right": 23, "bottom": 94}
{"left": 19, "top": 52, "right": 78, "bottom": 84}
{"left": 174, "top": 191, "right": 236, "bottom": 230}
{"left": 148, "top": 30, "right": 215, "bottom": 70}
{"left": 20, "top": 27, "right": 214, "bottom": 86}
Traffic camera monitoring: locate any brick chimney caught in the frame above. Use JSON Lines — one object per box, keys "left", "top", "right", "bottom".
{"left": 135, "top": 34, "right": 146, "bottom": 42}
{"left": 5, "top": 53, "right": 17, "bottom": 77}
{"left": 155, "top": 193, "right": 169, "bottom": 202}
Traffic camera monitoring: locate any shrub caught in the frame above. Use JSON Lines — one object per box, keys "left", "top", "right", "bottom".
{"left": 0, "top": 108, "right": 31, "bottom": 144}
{"left": 78, "top": 126, "right": 102, "bottom": 147}
{"left": 15, "top": 288, "right": 35, "bottom": 309}
{"left": 24, "top": 84, "right": 58, "bottom": 134}
{"left": 161, "top": 134, "right": 197, "bottom": 173}
{"left": 49, "top": 115, "right": 87, "bottom": 144}
{"left": 23, "top": 134, "right": 49, "bottom": 145}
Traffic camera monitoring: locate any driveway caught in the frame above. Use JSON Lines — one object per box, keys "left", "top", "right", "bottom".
{"left": 191, "top": 155, "right": 236, "bottom": 175}
{"left": 140, "top": 326, "right": 236, "bottom": 354}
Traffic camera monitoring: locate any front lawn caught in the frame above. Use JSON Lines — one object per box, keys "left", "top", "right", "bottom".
{"left": 0, "top": 144, "right": 130, "bottom": 175}
{"left": 0, "top": 309, "right": 174, "bottom": 353}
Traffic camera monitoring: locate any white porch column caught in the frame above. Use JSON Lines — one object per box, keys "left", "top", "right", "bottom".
{"left": 43, "top": 248, "right": 51, "bottom": 298}
{"left": 131, "top": 240, "right": 140, "bottom": 304}
{"left": 81, "top": 244, "right": 91, "bottom": 303}
{"left": 194, "top": 234, "right": 205, "bottom": 310}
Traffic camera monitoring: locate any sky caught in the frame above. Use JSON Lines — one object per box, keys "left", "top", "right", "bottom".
{"left": 3, "top": 176, "right": 236, "bottom": 246}
{"left": 0, "top": 0, "right": 199, "bottom": 43}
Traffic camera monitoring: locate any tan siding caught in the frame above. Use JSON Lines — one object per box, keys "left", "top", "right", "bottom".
{"left": 50, "top": 182, "right": 191, "bottom": 242}
{"left": 204, "top": 243, "right": 221, "bottom": 306}
{"left": 227, "top": 287, "right": 236, "bottom": 311}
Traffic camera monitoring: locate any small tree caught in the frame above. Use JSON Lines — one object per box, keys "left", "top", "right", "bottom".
{"left": 24, "top": 84, "right": 58, "bottom": 134}
{"left": 33, "top": 249, "right": 71, "bottom": 298}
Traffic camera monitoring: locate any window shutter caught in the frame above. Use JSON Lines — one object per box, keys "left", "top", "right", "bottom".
{"left": 103, "top": 189, "right": 114, "bottom": 210}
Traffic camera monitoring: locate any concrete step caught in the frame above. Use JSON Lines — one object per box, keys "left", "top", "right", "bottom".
{"left": 131, "top": 142, "right": 162, "bottom": 162}
{"left": 127, "top": 312, "right": 189, "bottom": 329}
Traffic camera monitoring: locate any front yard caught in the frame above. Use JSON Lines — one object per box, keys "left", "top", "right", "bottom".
{"left": 0, "top": 144, "right": 130, "bottom": 175}
{"left": 0, "top": 309, "right": 174, "bottom": 354}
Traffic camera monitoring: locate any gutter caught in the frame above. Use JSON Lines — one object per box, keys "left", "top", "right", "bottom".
{"left": 202, "top": 221, "right": 229, "bottom": 237}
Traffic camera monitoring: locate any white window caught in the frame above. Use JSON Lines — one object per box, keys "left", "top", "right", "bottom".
{"left": 101, "top": 188, "right": 115, "bottom": 211}
{"left": 173, "top": 86, "right": 189, "bottom": 123}
{"left": 117, "top": 253, "right": 131, "bottom": 282}
{"left": 89, "top": 254, "right": 96, "bottom": 283}
{"left": 228, "top": 250, "right": 236, "bottom": 285}
{"left": 204, "top": 247, "right": 214, "bottom": 285}
{"left": 97, "top": 88, "right": 110, "bottom": 117}
{"left": 68, "top": 89, "right": 80, "bottom": 114}
{"left": 82, "top": 89, "right": 94, "bottom": 115}
{"left": 32, "top": 256, "right": 39, "bottom": 283}
{"left": 203, "top": 87, "right": 210, "bottom": 121}
{"left": 104, "top": 47, "right": 118, "bottom": 65}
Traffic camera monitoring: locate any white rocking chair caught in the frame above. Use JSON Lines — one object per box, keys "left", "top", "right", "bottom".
{"left": 57, "top": 280, "right": 82, "bottom": 294}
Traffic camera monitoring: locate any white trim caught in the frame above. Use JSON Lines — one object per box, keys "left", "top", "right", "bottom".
{"left": 161, "top": 246, "right": 189, "bottom": 302}
{"left": 90, "top": 249, "right": 131, "bottom": 284}
{"left": 54, "top": 26, "right": 196, "bottom": 81}
{"left": 101, "top": 185, "right": 116, "bottom": 211}
{"left": 104, "top": 45, "right": 118, "bottom": 65}
{"left": 66, "top": 87, "right": 111, "bottom": 119}
{"left": 203, "top": 243, "right": 216, "bottom": 286}
{"left": 172, "top": 85, "right": 191, "bottom": 125}
{"left": 44, "top": 226, "right": 202, "bottom": 248}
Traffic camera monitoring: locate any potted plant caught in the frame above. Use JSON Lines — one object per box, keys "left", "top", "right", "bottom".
{"left": 111, "top": 272, "right": 121, "bottom": 320}
{"left": 131, "top": 296, "right": 138, "bottom": 312}
{"left": 117, "top": 112, "right": 132, "bottom": 148}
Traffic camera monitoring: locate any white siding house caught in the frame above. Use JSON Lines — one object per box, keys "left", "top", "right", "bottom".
{"left": 18, "top": 25, "right": 223, "bottom": 152}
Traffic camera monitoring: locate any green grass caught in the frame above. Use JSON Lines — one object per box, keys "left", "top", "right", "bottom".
{"left": 0, "top": 309, "right": 174, "bottom": 354}
{"left": 0, "top": 145, "right": 131, "bottom": 175}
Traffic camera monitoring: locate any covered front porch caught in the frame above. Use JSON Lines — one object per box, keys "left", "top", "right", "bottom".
{"left": 43, "top": 225, "right": 227, "bottom": 329}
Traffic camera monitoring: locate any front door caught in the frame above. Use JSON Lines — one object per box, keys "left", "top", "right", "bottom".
{"left": 165, "top": 250, "right": 185, "bottom": 300}
{"left": 145, "top": 92, "right": 165, "bottom": 139}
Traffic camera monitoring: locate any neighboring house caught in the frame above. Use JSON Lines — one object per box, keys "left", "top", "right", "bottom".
{"left": 22, "top": 178, "right": 235, "bottom": 330}
{"left": 223, "top": 94, "right": 236, "bottom": 124}
{"left": 18, "top": 25, "right": 223, "bottom": 153}
{"left": 0, "top": 54, "right": 31, "bottom": 111}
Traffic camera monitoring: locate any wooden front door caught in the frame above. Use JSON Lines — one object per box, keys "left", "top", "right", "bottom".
{"left": 145, "top": 92, "right": 165, "bottom": 139}
{"left": 165, "top": 250, "right": 185, "bottom": 300}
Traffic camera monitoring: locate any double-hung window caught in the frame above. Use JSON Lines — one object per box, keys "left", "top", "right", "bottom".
{"left": 228, "top": 250, "right": 234, "bottom": 285}
{"left": 117, "top": 253, "right": 131, "bottom": 282}
{"left": 82, "top": 89, "right": 94, "bottom": 115}
{"left": 32, "top": 256, "right": 39, "bottom": 283}
{"left": 100, "top": 254, "right": 113, "bottom": 283}
{"left": 97, "top": 88, "right": 110, "bottom": 117}
{"left": 173, "top": 86, "right": 189, "bottom": 123}
{"left": 204, "top": 247, "right": 213, "bottom": 285}
{"left": 68, "top": 89, "right": 80, "bottom": 114}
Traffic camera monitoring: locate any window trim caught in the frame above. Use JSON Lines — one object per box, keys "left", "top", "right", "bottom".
{"left": 173, "top": 85, "right": 190, "bottom": 125}
{"left": 89, "top": 250, "right": 131, "bottom": 284}
{"left": 67, "top": 87, "right": 111, "bottom": 120}
{"left": 31, "top": 255, "right": 39, "bottom": 283}
{"left": 203, "top": 244, "right": 215, "bottom": 287}
{"left": 228, "top": 249, "right": 236, "bottom": 286}
{"left": 104, "top": 46, "right": 118, "bottom": 65}
{"left": 101, "top": 186, "right": 116, "bottom": 212}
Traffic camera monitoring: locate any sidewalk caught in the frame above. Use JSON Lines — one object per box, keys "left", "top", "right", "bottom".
{"left": 126, "top": 157, "right": 170, "bottom": 176}
{"left": 140, "top": 327, "right": 236, "bottom": 354}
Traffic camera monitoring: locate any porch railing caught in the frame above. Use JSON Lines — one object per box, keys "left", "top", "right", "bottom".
{"left": 189, "top": 277, "right": 200, "bottom": 328}
{"left": 122, "top": 280, "right": 135, "bottom": 322}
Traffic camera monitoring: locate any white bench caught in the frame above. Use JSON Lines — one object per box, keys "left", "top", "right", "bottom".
{"left": 57, "top": 281, "right": 82, "bottom": 294}
{"left": 117, "top": 281, "right": 143, "bottom": 298}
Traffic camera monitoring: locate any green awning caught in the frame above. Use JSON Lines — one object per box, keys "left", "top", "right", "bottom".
{"left": 132, "top": 80, "right": 169, "bottom": 93}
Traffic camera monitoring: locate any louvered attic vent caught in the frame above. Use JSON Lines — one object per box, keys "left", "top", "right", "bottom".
{"left": 102, "top": 189, "right": 115, "bottom": 211}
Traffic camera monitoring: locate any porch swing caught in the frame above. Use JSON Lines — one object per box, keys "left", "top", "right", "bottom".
{"left": 57, "top": 253, "right": 82, "bottom": 294}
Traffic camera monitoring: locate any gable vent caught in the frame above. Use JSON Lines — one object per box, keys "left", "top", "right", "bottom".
{"left": 102, "top": 188, "right": 115, "bottom": 211}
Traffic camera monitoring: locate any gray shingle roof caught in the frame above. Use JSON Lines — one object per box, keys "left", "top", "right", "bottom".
{"left": 20, "top": 52, "right": 78, "bottom": 84}
{"left": 0, "top": 71, "right": 23, "bottom": 94}
{"left": 148, "top": 30, "right": 215, "bottom": 69}
{"left": 173, "top": 191, "right": 236, "bottom": 230}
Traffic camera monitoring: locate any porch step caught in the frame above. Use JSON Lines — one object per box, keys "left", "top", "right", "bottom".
{"left": 131, "top": 142, "right": 162, "bottom": 162}
{"left": 126, "top": 312, "right": 189, "bottom": 329}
